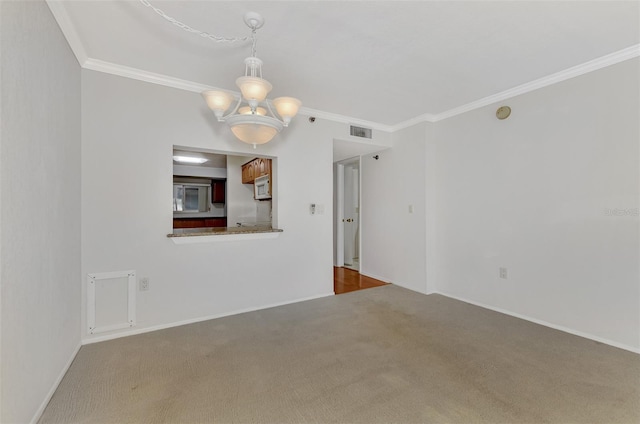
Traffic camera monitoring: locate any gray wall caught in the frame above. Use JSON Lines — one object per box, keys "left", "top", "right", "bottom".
{"left": 0, "top": 1, "right": 81, "bottom": 422}
{"left": 434, "top": 58, "right": 639, "bottom": 350}
{"left": 360, "top": 122, "right": 431, "bottom": 292}
{"left": 359, "top": 57, "right": 639, "bottom": 351}
{"left": 81, "top": 69, "right": 336, "bottom": 342}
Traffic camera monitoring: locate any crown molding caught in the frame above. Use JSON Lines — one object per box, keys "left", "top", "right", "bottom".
{"left": 391, "top": 43, "right": 640, "bottom": 130}
{"left": 46, "top": 0, "right": 639, "bottom": 135}
{"left": 432, "top": 43, "right": 640, "bottom": 122}
{"left": 83, "top": 59, "right": 216, "bottom": 93}
{"left": 390, "top": 112, "right": 438, "bottom": 131}
{"left": 84, "top": 43, "right": 639, "bottom": 133}
{"left": 46, "top": 0, "right": 88, "bottom": 66}
{"left": 81, "top": 58, "right": 394, "bottom": 133}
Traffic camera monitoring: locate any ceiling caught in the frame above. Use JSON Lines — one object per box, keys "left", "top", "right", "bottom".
{"left": 54, "top": 1, "right": 638, "bottom": 127}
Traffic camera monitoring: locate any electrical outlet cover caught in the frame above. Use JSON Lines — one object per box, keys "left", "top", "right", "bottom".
{"left": 139, "top": 277, "right": 150, "bottom": 291}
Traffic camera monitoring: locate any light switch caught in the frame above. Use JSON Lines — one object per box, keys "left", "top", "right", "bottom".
{"left": 310, "top": 203, "right": 324, "bottom": 215}
{"left": 409, "top": 205, "right": 414, "bottom": 213}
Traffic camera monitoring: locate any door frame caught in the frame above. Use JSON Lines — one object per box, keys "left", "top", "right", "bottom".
{"left": 336, "top": 163, "right": 345, "bottom": 267}
{"left": 335, "top": 157, "right": 361, "bottom": 269}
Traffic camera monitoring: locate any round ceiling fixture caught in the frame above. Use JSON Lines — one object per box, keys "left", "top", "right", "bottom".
{"left": 496, "top": 106, "right": 511, "bottom": 120}
{"left": 243, "top": 12, "right": 265, "bottom": 30}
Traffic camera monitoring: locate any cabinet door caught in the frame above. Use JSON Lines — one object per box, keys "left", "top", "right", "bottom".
{"left": 203, "top": 218, "right": 226, "bottom": 227}
{"left": 250, "top": 159, "right": 258, "bottom": 178}
{"left": 242, "top": 161, "right": 256, "bottom": 184}
{"left": 211, "top": 180, "right": 226, "bottom": 203}
{"left": 256, "top": 158, "right": 266, "bottom": 177}
{"left": 173, "top": 218, "right": 205, "bottom": 228}
{"left": 256, "top": 157, "right": 271, "bottom": 177}
{"left": 210, "top": 218, "right": 227, "bottom": 228}
{"left": 241, "top": 163, "right": 249, "bottom": 183}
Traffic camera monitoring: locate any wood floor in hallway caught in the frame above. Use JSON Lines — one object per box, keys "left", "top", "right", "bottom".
{"left": 334, "top": 266, "right": 388, "bottom": 294}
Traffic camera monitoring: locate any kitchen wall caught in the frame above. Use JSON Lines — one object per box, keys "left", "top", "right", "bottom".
{"left": 226, "top": 154, "right": 264, "bottom": 226}
{"left": 1, "top": 1, "right": 82, "bottom": 422}
{"left": 434, "top": 58, "right": 640, "bottom": 351}
{"left": 81, "top": 69, "right": 361, "bottom": 341}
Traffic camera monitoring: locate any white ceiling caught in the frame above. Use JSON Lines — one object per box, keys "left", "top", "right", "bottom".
{"left": 54, "top": 1, "right": 639, "bottom": 127}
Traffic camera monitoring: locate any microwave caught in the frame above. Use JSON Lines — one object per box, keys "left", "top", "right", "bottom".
{"left": 254, "top": 175, "right": 271, "bottom": 200}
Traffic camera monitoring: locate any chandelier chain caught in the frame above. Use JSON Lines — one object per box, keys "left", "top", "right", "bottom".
{"left": 139, "top": 0, "right": 250, "bottom": 43}
{"left": 251, "top": 28, "right": 258, "bottom": 57}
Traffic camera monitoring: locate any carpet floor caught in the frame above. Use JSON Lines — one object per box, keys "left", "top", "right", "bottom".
{"left": 40, "top": 285, "right": 639, "bottom": 423}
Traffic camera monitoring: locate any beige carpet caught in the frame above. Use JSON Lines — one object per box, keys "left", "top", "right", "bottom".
{"left": 40, "top": 285, "right": 640, "bottom": 423}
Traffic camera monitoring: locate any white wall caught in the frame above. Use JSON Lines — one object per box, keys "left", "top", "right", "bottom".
{"left": 0, "top": 1, "right": 81, "bottom": 422}
{"left": 81, "top": 70, "right": 344, "bottom": 341}
{"left": 434, "top": 58, "right": 640, "bottom": 351}
{"left": 360, "top": 122, "right": 433, "bottom": 293}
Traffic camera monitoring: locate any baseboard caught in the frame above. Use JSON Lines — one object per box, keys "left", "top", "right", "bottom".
{"left": 388, "top": 280, "right": 430, "bottom": 295}
{"left": 30, "top": 341, "right": 82, "bottom": 424}
{"left": 358, "top": 271, "right": 390, "bottom": 284}
{"left": 437, "top": 291, "right": 640, "bottom": 355}
{"left": 82, "top": 292, "right": 335, "bottom": 345}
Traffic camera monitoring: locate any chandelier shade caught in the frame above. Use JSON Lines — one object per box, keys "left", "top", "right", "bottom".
{"left": 202, "top": 90, "right": 234, "bottom": 118}
{"left": 236, "top": 76, "right": 272, "bottom": 105}
{"left": 226, "top": 114, "right": 283, "bottom": 145}
{"left": 273, "top": 97, "right": 302, "bottom": 125}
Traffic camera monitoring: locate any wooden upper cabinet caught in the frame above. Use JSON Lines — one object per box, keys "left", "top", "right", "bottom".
{"left": 241, "top": 161, "right": 256, "bottom": 184}
{"left": 242, "top": 158, "right": 272, "bottom": 184}
{"left": 255, "top": 157, "right": 270, "bottom": 178}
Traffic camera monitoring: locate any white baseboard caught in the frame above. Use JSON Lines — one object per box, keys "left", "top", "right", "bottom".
{"left": 436, "top": 291, "right": 640, "bottom": 355}
{"left": 83, "top": 292, "right": 335, "bottom": 345}
{"left": 358, "top": 271, "right": 390, "bottom": 283}
{"left": 30, "top": 342, "right": 82, "bottom": 424}
{"left": 389, "top": 280, "right": 430, "bottom": 295}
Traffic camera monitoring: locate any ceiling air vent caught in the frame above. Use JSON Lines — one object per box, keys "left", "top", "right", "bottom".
{"left": 350, "top": 125, "right": 372, "bottom": 139}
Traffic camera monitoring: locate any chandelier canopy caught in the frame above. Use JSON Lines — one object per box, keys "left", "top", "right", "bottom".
{"left": 202, "top": 12, "right": 302, "bottom": 148}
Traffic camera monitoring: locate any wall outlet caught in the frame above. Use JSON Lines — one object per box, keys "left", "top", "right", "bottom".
{"left": 139, "top": 277, "right": 150, "bottom": 291}
{"left": 499, "top": 267, "right": 508, "bottom": 279}
{"left": 408, "top": 205, "right": 414, "bottom": 214}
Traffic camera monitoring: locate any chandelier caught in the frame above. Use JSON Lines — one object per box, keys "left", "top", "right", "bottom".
{"left": 201, "top": 12, "right": 302, "bottom": 148}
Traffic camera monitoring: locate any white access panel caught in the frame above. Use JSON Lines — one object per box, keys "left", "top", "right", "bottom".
{"left": 87, "top": 270, "right": 136, "bottom": 334}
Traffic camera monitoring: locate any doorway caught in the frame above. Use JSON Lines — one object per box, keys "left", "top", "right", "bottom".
{"left": 335, "top": 158, "right": 360, "bottom": 271}
{"left": 333, "top": 139, "right": 390, "bottom": 294}
{"left": 343, "top": 161, "right": 359, "bottom": 270}
{"left": 333, "top": 267, "right": 388, "bottom": 294}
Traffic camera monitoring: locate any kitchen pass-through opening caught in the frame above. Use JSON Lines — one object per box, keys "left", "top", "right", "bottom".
{"left": 172, "top": 146, "right": 277, "bottom": 230}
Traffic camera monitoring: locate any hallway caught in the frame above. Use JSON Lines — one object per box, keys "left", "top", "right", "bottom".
{"left": 333, "top": 267, "right": 388, "bottom": 294}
